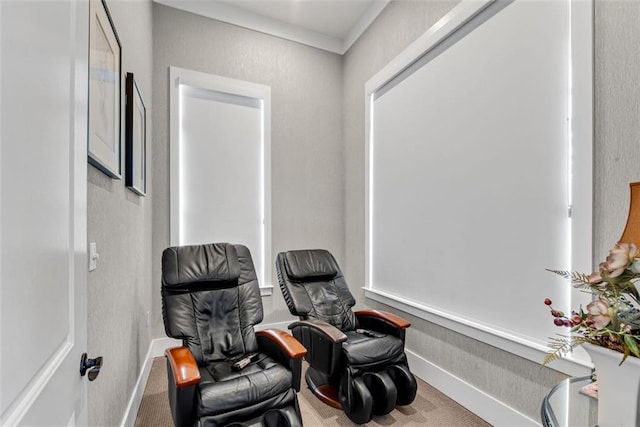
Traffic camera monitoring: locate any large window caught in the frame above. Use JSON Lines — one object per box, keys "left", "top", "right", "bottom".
{"left": 365, "top": 0, "right": 592, "bottom": 372}
{"left": 170, "top": 67, "right": 272, "bottom": 293}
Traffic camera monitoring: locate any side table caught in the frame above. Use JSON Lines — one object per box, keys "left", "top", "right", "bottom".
{"left": 541, "top": 375, "right": 597, "bottom": 427}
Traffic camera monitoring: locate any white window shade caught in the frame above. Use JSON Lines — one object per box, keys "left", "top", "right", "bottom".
{"left": 366, "top": 0, "right": 592, "bottom": 368}
{"left": 170, "top": 68, "right": 271, "bottom": 291}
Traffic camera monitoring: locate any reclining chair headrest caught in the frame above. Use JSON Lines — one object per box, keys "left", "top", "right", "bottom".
{"left": 162, "top": 243, "right": 241, "bottom": 288}
{"left": 283, "top": 249, "right": 339, "bottom": 281}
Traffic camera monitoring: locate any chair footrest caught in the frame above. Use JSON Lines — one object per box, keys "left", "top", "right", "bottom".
{"left": 336, "top": 363, "right": 418, "bottom": 424}
{"left": 223, "top": 404, "right": 302, "bottom": 427}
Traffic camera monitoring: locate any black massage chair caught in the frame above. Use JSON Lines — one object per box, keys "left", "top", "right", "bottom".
{"left": 276, "top": 249, "right": 417, "bottom": 424}
{"left": 161, "top": 243, "right": 307, "bottom": 427}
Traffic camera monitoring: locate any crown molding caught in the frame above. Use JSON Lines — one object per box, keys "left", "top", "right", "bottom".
{"left": 154, "top": 0, "right": 389, "bottom": 55}
{"left": 342, "top": 0, "right": 389, "bottom": 54}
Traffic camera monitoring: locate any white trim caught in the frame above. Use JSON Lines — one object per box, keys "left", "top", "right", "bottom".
{"left": 259, "top": 285, "right": 273, "bottom": 297}
{"left": 150, "top": 337, "right": 183, "bottom": 357}
{"left": 0, "top": 5, "right": 3, "bottom": 407}
{"left": 120, "top": 337, "right": 180, "bottom": 427}
{"left": 406, "top": 349, "right": 539, "bottom": 427}
{"left": 569, "top": 0, "right": 594, "bottom": 275}
{"left": 155, "top": 0, "right": 341, "bottom": 53}
{"left": 169, "top": 66, "right": 273, "bottom": 289}
{"left": 256, "top": 321, "right": 292, "bottom": 332}
{"left": 154, "top": 0, "right": 387, "bottom": 55}
{"left": 365, "top": 287, "right": 592, "bottom": 377}
{"left": 0, "top": 342, "right": 73, "bottom": 426}
{"left": 169, "top": 67, "right": 180, "bottom": 247}
{"left": 364, "top": 0, "right": 494, "bottom": 96}
{"left": 342, "top": 0, "right": 389, "bottom": 53}
{"left": 171, "top": 67, "right": 271, "bottom": 102}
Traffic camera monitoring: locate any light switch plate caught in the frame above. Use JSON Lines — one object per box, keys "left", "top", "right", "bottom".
{"left": 89, "top": 242, "right": 99, "bottom": 271}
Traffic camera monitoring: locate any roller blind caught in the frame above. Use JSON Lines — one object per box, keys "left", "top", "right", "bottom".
{"left": 173, "top": 72, "right": 270, "bottom": 288}
{"left": 368, "top": 0, "right": 587, "bottom": 347}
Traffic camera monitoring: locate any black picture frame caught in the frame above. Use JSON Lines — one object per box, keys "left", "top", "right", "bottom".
{"left": 125, "top": 73, "right": 146, "bottom": 196}
{"left": 88, "top": 0, "right": 122, "bottom": 178}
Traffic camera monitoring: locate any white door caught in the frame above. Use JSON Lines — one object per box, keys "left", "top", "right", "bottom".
{"left": 0, "top": 1, "right": 89, "bottom": 425}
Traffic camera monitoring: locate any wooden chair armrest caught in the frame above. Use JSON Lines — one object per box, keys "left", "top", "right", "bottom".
{"left": 256, "top": 329, "right": 307, "bottom": 359}
{"left": 355, "top": 309, "right": 411, "bottom": 329}
{"left": 289, "top": 319, "right": 348, "bottom": 343}
{"left": 165, "top": 346, "right": 200, "bottom": 388}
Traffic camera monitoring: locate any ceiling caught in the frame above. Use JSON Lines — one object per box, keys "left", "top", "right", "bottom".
{"left": 154, "top": 0, "right": 390, "bottom": 54}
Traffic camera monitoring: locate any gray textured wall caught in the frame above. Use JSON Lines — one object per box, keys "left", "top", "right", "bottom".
{"left": 87, "top": 0, "right": 154, "bottom": 425}
{"left": 151, "top": 3, "right": 344, "bottom": 334}
{"left": 342, "top": 0, "right": 640, "bottom": 420}
{"left": 594, "top": 1, "right": 640, "bottom": 262}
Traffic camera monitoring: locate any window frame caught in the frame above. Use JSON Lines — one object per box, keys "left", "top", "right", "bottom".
{"left": 169, "top": 66, "right": 272, "bottom": 295}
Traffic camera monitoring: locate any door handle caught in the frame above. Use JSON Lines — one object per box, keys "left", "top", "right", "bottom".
{"left": 80, "top": 353, "right": 103, "bottom": 381}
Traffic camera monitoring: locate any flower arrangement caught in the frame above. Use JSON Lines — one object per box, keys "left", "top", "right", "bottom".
{"left": 544, "top": 242, "right": 640, "bottom": 366}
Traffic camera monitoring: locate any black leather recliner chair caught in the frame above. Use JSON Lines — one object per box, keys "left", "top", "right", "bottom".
{"left": 161, "top": 242, "right": 307, "bottom": 427}
{"left": 275, "top": 249, "right": 417, "bottom": 424}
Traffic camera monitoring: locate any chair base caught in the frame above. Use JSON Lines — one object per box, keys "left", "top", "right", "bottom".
{"left": 305, "top": 367, "right": 342, "bottom": 409}
{"left": 205, "top": 402, "right": 302, "bottom": 427}
{"left": 306, "top": 363, "right": 418, "bottom": 424}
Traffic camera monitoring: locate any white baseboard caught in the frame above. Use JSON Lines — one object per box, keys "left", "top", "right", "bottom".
{"left": 406, "top": 349, "right": 539, "bottom": 427}
{"left": 256, "top": 321, "right": 291, "bottom": 331}
{"left": 120, "top": 337, "right": 180, "bottom": 427}
{"left": 119, "top": 322, "right": 293, "bottom": 427}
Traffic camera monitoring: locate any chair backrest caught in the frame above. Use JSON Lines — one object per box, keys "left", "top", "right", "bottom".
{"left": 276, "top": 249, "right": 356, "bottom": 332}
{"left": 161, "top": 243, "right": 263, "bottom": 365}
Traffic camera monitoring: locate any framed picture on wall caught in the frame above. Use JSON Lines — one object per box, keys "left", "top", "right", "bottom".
{"left": 88, "top": 0, "right": 122, "bottom": 178}
{"left": 125, "top": 73, "right": 146, "bottom": 196}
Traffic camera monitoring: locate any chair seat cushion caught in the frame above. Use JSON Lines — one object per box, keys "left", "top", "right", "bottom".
{"left": 342, "top": 331, "right": 405, "bottom": 368}
{"left": 197, "top": 353, "right": 293, "bottom": 416}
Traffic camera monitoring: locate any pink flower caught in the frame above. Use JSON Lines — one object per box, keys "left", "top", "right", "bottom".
{"left": 544, "top": 241, "right": 640, "bottom": 366}
{"left": 586, "top": 297, "right": 611, "bottom": 329}
{"left": 588, "top": 270, "right": 603, "bottom": 284}
{"left": 588, "top": 243, "right": 639, "bottom": 281}
{"left": 603, "top": 243, "right": 638, "bottom": 278}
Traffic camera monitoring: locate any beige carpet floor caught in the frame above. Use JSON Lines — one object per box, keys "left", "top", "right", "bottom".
{"left": 135, "top": 357, "right": 492, "bottom": 426}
